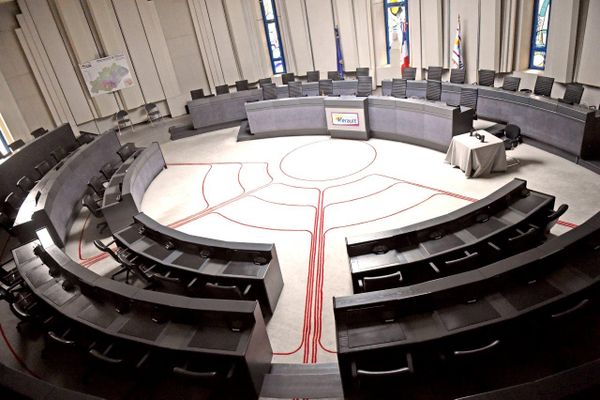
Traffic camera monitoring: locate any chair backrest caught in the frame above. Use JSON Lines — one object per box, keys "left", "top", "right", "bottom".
{"left": 50, "top": 146, "right": 67, "bottom": 163}
{"left": 563, "top": 83, "right": 584, "bottom": 104}
{"left": 262, "top": 83, "right": 278, "bottom": 100}
{"left": 203, "top": 282, "right": 243, "bottom": 300}
{"left": 5, "top": 192, "right": 23, "bottom": 211}
{"left": 318, "top": 79, "right": 333, "bottom": 96}
{"left": 478, "top": 69, "right": 495, "bottom": 86}
{"left": 235, "top": 80, "right": 249, "bottom": 92}
{"left": 460, "top": 87, "right": 478, "bottom": 110}
{"left": 82, "top": 194, "right": 103, "bottom": 218}
{"left": 34, "top": 160, "right": 51, "bottom": 178}
{"left": 356, "top": 67, "right": 369, "bottom": 77}
{"left": 357, "top": 76, "right": 372, "bottom": 97}
{"left": 288, "top": 81, "right": 303, "bottom": 97}
{"left": 450, "top": 68, "right": 466, "bottom": 84}
{"left": 215, "top": 84, "right": 229, "bottom": 95}
{"left": 402, "top": 67, "right": 416, "bottom": 80}
{"left": 30, "top": 127, "right": 47, "bottom": 139}
{"left": 307, "top": 70, "right": 320, "bottom": 82}
{"left": 100, "top": 161, "right": 117, "bottom": 180}
{"left": 282, "top": 72, "right": 295, "bottom": 85}
{"left": 116, "top": 110, "right": 129, "bottom": 121}
{"left": 190, "top": 88, "right": 205, "bottom": 99}
{"left": 362, "top": 271, "right": 403, "bottom": 292}
{"left": 259, "top": 78, "right": 273, "bottom": 87}
{"left": 505, "top": 124, "right": 521, "bottom": 140}
{"left": 426, "top": 80, "right": 442, "bottom": 101}
{"left": 9, "top": 140, "right": 25, "bottom": 152}
{"left": 16, "top": 176, "right": 35, "bottom": 193}
{"left": 534, "top": 76, "right": 554, "bottom": 97}
{"left": 117, "top": 143, "right": 136, "bottom": 162}
{"left": 88, "top": 176, "right": 106, "bottom": 197}
{"left": 391, "top": 78, "right": 407, "bottom": 99}
{"left": 502, "top": 76, "right": 521, "bottom": 92}
{"left": 327, "top": 71, "right": 341, "bottom": 81}
{"left": 427, "top": 66, "right": 443, "bottom": 81}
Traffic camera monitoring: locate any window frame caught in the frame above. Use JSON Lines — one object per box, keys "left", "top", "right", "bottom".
{"left": 384, "top": 0, "right": 409, "bottom": 65}
{"left": 529, "top": 0, "right": 552, "bottom": 70}
{"left": 259, "top": 0, "right": 287, "bottom": 75}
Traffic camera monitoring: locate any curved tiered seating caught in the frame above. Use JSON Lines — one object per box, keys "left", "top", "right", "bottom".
{"left": 9, "top": 228, "right": 272, "bottom": 399}
{"left": 334, "top": 212, "right": 600, "bottom": 397}
{"left": 347, "top": 179, "right": 562, "bottom": 292}
{"left": 102, "top": 142, "right": 166, "bottom": 232}
{"left": 112, "top": 213, "right": 284, "bottom": 316}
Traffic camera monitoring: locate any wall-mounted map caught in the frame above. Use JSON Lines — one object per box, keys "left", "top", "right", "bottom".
{"left": 80, "top": 54, "right": 134, "bottom": 97}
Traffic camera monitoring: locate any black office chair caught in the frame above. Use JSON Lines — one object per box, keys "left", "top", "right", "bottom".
{"left": 16, "top": 176, "right": 35, "bottom": 194}
{"left": 318, "top": 79, "right": 333, "bottom": 96}
{"left": 288, "top": 81, "right": 303, "bottom": 97}
{"left": 34, "top": 160, "right": 51, "bottom": 179}
{"left": 190, "top": 88, "right": 205, "bottom": 99}
{"left": 50, "top": 146, "right": 67, "bottom": 164}
{"left": 88, "top": 175, "right": 107, "bottom": 198}
{"left": 402, "top": 67, "right": 416, "bottom": 80}
{"left": 100, "top": 161, "right": 119, "bottom": 181}
{"left": 203, "top": 282, "right": 251, "bottom": 300}
{"left": 357, "top": 76, "right": 372, "bottom": 97}
{"left": 5, "top": 192, "right": 23, "bottom": 213}
{"left": 450, "top": 68, "right": 466, "bottom": 84}
{"left": 30, "top": 127, "right": 48, "bottom": 139}
{"left": 327, "top": 71, "right": 341, "bottom": 81}
{"left": 258, "top": 78, "right": 273, "bottom": 87}
{"left": 427, "top": 66, "right": 443, "bottom": 81}
{"left": 391, "top": 78, "right": 408, "bottom": 98}
{"left": 534, "top": 76, "right": 554, "bottom": 97}
{"left": 262, "top": 83, "right": 278, "bottom": 100}
{"left": 502, "top": 76, "right": 521, "bottom": 92}
{"left": 358, "top": 271, "right": 403, "bottom": 292}
{"left": 9, "top": 140, "right": 25, "bottom": 152}
{"left": 235, "top": 80, "right": 249, "bottom": 92}
{"left": 460, "top": 87, "right": 478, "bottom": 113}
{"left": 117, "top": 142, "right": 137, "bottom": 162}
{"left": 282, "top": 72, "right": 295, "bottom": 85}
{"left": 561, "top": 83, "right": 584, "bottom": 105}
{"left": 77, "top": 132, "right": 96, "bottom": 146}
{"left": 215, "top": 84, "right": 229, "bottom": 95}
{"left": 82, "top": 194, "right": 107, "bottom": 233}
{"left": 356, "top": 67, "right": 369, "bottom": 77}
{"left": 307, "top": 70, "right": 320, "bottom": 82}
{"left": 478, "top": 69, "right": 495, "bottom": 86}
{"left": 426, "top": 80, "right": 442, "bottom": 101}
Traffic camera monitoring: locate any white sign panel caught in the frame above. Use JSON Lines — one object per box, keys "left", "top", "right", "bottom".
{"left": 80, "top": 54, "right": 134, "bottom": 97}
{"left": 331, "top": 112, "right": 360, "bottom": 127}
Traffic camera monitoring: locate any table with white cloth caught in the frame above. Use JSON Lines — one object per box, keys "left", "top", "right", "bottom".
{"left": 445, "top": 130, "right": 507, "bottom": 178}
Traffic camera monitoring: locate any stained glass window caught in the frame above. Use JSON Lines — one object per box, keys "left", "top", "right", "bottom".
{"left": 384, "top": 0, "right": 409, "bottom": 65}
{"left": 260, "top": 0, "right": 286, "bottom": 74}
{"left": 529, "top": 0, "right": 551, "bottom": 70}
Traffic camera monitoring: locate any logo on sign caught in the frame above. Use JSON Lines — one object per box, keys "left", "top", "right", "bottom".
{"left": 331, "top": 112, "right": 359, "bottom": 126}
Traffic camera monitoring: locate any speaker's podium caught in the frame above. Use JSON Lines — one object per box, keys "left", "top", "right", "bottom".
{"left": 324, "top": 96, "right": 369, "bottom": 140}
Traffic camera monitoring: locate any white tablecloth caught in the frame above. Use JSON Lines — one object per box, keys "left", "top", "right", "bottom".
{"left": 445, "top": 131, "right": 507, "bottom": 178}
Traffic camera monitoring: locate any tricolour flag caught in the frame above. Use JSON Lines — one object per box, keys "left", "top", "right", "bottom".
{"left": 451, "top": 15, "right": 463, "bottom": 69}
{"left": 401, "top": 21, "right": 410, "bottom": 72}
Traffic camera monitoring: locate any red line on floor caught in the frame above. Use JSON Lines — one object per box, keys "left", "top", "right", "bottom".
{"left": 0, "top": 323, "right": 41, "bottom": 378}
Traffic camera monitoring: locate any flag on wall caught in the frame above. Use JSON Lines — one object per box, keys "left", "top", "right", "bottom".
{"left": 335, "top": 26, "right": 345, "bottom": 79}
{"left": 400, "top": 21, "right": 410, "bottom": 72}
{"left": 451, "top": 15, "right": 463, "bottom": 69}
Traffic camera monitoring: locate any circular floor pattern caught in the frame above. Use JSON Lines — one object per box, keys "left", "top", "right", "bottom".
{"left": 279, "top": 139, "right": 377, "bottom": 181}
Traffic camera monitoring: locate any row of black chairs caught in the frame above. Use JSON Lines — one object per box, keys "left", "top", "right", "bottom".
{"left": 1, "top": 132, "right": 97, "bottom": 235}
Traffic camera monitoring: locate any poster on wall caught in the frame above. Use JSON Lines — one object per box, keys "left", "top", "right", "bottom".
{"left": 80, "top": 54, "right": 135, "bottom": 97}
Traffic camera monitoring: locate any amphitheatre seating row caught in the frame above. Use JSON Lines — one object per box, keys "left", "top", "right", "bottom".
{"left": 8, "top": 228, "right": 272, "bottom": 399}
{"left": 112, "top": 213, "right": 284, "bottom": 316}
{"left": 346, "top": 178, "right": 563, "bottom": 292}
